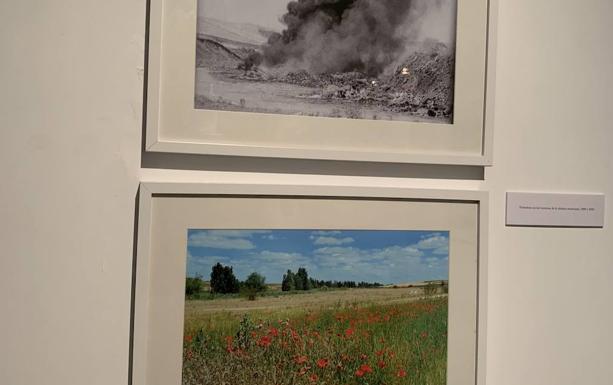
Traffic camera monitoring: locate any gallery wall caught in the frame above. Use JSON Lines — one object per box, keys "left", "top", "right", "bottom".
{"left": 1, "top": 1, "right": 611, "bottom": 385}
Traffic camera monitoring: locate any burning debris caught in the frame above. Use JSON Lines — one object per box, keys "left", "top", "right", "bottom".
{"left": 262, "top": 0, "right": 417, "bottom": 76}
{"left": 267, "top": 42, "right": 454, "bottom": 119}
{"left": 226, "top": 40, "right": 454, "bottom": 119}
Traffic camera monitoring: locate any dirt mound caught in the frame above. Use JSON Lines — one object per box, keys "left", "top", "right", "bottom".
{"left": 196, "top": 38, "right": 242, "bottom": 69}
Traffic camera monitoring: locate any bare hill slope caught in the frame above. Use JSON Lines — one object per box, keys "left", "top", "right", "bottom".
{"left": 196, "top": 38, "right": 242, "bottom": 69}
{"left": 197, "top": 17, "right": 274, "bottom": 46}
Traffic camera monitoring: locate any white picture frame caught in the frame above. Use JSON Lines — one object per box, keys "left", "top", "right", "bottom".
{"left": 145, "top": 0, "right": 498, "bottom": 165}
{"left": 131, "top": 182, "right": 489, "bottom": 385}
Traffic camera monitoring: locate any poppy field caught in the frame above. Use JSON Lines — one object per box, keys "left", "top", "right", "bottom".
{"left": 182, "top": 291, "right": 448, "bottom": 385}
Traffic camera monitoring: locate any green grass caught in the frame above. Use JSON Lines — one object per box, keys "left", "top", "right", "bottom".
{"left": 183, "top": 296, "right": 448, "bottom": 385}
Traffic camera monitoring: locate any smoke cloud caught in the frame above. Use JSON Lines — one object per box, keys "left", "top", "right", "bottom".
{"left": 263, "top": 0, "right": 456, "bottom": 76}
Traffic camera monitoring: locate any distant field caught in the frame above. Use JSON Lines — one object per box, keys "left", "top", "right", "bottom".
{"left": 183, "top": 288, "right": 448, "bottom": 385}
{"left": 185, "top": 287, "right": 438, "bottom": 316}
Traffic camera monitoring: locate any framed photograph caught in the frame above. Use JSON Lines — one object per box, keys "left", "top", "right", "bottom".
{"left": 145, "top": 0, "right": 497, "bottom": 165}
{"left": 131, "top": 183, "right": 488, "bottom": 385}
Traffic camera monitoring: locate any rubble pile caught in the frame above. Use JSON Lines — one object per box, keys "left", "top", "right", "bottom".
{"left": 280, "top": 70, "right": 322, "bottom": 87}
{"left": 384, "top": 43, "right": 455, "bottom": 117}
{"left": 273, "top": 43, "right": 455, "bottom": 119}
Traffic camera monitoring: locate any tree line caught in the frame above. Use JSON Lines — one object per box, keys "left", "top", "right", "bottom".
{"left": 282, "top": 268, "right": 382, "bottom": 291}
{"left": 186, "top": 263, "right": 266, "bottom": 299}
{"left": 186, "top": 263, "right": 383, "bottom": 298}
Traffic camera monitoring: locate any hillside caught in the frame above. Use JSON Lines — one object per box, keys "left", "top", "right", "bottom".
{"left": 196, "top": 38, "right": 242, "bottom": 69}
{"left": 197, "top": 17, "right": 274, "bottom": 46}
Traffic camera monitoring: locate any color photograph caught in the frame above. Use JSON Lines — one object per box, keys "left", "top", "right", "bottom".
{"left": 195, "top": 0, "right": 457, "bottom": 123}
{"left": 183, "top": 229, "right": 450, "bottom": 385}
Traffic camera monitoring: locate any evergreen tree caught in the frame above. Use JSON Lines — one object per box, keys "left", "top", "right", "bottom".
{"left": 309, "top": 278, "right": 318, "bottom": 289}
{"left": 281, "top": 269, "right": 296, "bottom": 291}
{"left": 209, "top": 263, "right": 240, "bottom": 294}
{"left": 296, "top": 267, "right": 311, "bottom": 291}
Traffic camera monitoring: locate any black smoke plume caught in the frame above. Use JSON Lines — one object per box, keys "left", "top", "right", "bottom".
{"left": 263, "top": 0, "right": 416, "bottom": 76}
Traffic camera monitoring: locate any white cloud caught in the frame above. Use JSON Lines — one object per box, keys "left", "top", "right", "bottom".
{"left": 416, "top": 234, "right": 449, "bottom": 250}
{"left": 310, "top": 230, "right": 342, "bottom": 236}
{"left": 188, "top": 233, "right": 254, "bottom": 249}
{"left": 254, "top": 250, "right": 310, "bottom": 265}
{"left": 312, "top": 236, "right": 355, "bottom": 245}
{"left": 310, "top": 244, "right": 436, "bottom": 283}
{"left": 433, "top": 245, "right": 449, "bottom": 255}
{"left": 187, "top": 230, "right": 270, "bottom": 249}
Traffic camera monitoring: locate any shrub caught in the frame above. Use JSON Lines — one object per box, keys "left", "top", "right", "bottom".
{"left": 295, "top": 267, "right": 311, "bottom": 291}
{"left": 185, "top": 275, "right": 204, "bottom": 297}
{"left": 244, "top": 272, "right": 266, "bottom": 300}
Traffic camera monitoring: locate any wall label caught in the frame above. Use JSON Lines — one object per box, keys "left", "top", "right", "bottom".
{"left": 506, "top": 192, "right": 605, "bottom": 228}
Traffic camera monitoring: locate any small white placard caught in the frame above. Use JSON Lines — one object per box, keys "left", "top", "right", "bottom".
{"left": 506, "top": 192, "right": 605, "bottom": 227}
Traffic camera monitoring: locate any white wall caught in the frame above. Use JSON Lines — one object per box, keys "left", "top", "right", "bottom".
{"left": 1, "top": 1, "right": 611, "bottom": 385}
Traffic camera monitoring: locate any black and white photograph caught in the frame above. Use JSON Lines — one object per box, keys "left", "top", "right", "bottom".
{"left": 195, "top": 0, "right": 457, "bottom": 123}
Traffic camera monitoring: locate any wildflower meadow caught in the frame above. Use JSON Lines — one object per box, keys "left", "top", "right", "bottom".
{"left": 182, "top": 292, "right": 447, "bottom": 385}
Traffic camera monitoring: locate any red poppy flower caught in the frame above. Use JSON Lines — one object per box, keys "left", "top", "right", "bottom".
{"left": 291, "top": 330, "right": 301, "bottom": 341}
{"left": 309, "top": 373, "right": 318, "bottom": 382}
{"left": 378, "top": 360, "right": 386, "bottom": 369}
{"left": 317, "top": 358, "right": 329, "bottom": 368}
{"left": 375, "top": 349, "right": 385, "bottom": 357}
{"left": 257, "top": 335, "right": 272, "bottom": 347}
{"left": 355, "top": 369, "right": 365, "bottom": 377}
{"left": 295, "top": 355, "right": 308, "bottom": 364}
{"left": 269, "top": 327, "right": 279, "bottom": 337}
{"left": 345, "top": 328, "right": 355, "bottom": 338}
{"left": 397, "top": 369, "right": 407, "bottom": 378}
{"left": 359, "top": 364, "right": 373, "bottom": 374}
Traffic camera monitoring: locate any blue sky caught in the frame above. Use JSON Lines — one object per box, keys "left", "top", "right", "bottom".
{"left": 186, "top": 230, "right": 449, "bottom": 284}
